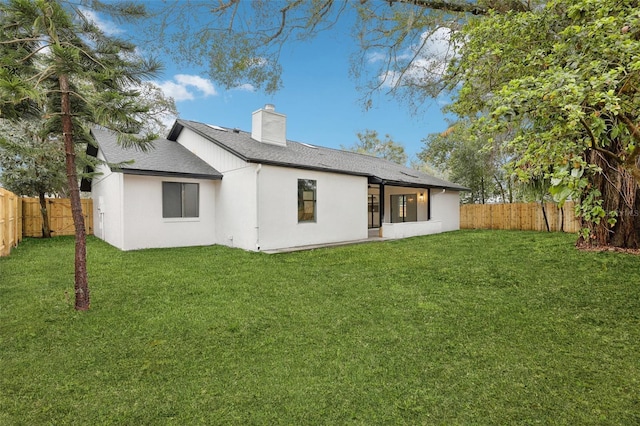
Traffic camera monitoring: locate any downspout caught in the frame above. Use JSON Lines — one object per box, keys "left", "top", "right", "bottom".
{"left": 100, "top": 211, "right": 104, "bottom": 240}
{"left": 255, "top": 164, "right": 262, "bottom": 251}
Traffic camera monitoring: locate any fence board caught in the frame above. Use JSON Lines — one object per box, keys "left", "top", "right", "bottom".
{"left": 460, "top": 201, "right": 580, "bottom": 233}
{"left": 0, "top": 188, "right": 21, "bottom": 257}
{"left": 0, "top": 189, "right": 7, "bottom": 256}
{"left": 22, "top": 198, "right": 93, "bottom": 237}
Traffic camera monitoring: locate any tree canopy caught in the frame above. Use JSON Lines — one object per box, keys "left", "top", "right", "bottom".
{"left": 148, "top": 1, "right": 536, "bottom": 107}
{"left": 0, "top": 0, "right": 165, "bottom": 309}
{"left": 0, "top": 120, "right": 66, "bottom": 198}
{"left": 342, "top": 129, "right": 408, "bottom": 165}
{"left": 420, "top": 121, "right": 512, "bottom": 203}
{"left": 448, "top": 0, "right": 640, "bottom": 247}
{"left": 0, "top": 119, "right": 69, "bottom": 237}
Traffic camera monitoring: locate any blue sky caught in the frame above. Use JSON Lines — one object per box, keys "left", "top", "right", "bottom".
{"left": 95, "top": 5, "right": 453, "bottom": 163}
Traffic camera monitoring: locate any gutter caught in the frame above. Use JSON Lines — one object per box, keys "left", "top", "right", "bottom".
{"left": 119, "top": 168, "right": 223, "bottom": 180}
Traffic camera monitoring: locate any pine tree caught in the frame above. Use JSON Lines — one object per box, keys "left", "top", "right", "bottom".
{"left": 0, "top": 0, "right": 162, "bottom": 309}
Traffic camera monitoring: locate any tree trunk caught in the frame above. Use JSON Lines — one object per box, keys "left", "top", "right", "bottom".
{"left": 540, "top": 200, "right": 550, "bottom": 232}
{"left": 577, "top": 149, "right": 640, "bottom": 249}
{"left": 494, "top": 174, "right": 506, "bottom": 203}
{"left": 38, "top": 191, "right": 51, "bottom": 238}
{"left": 59, "top": 73, "right": 90, "bottom": 310}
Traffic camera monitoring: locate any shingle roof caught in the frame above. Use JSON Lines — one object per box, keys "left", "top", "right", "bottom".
{"left": 169, "top": 119, "right": 468, "bottom": 191}
{"left": 91, "top": 127, "right": 222, "bottom": 180}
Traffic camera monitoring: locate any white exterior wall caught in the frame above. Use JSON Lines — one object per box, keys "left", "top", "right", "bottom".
{"left": 203, "top": 160, "right": 370, "bottom": 252}
{"left": 213, "top": 164, "right": 258, "bottom": 250}
{"left": 382, "top": 221, "right": 443, "bottom": 239}
{"left": 91, "top": 160, "right": 125, "bottom": 249}
{"left": 90, "top": 146, "right": 218, "bottom": 251}
{"left": 172, "top": 126, "right": 259, "bottom": 250}
{"left": 168, "top": 123, "right": 370, "bottom": 251}
{"left": 176, "top": 127, "right": 247, "bottom": 173}
{"left": 119, "top": 175, "right": 217, "bottom": 251}
{"left": 430, "top": 189, "right": 461, "bottom": 232}
{"left": 256, "top": 166, "right": 368, "bottom": 251}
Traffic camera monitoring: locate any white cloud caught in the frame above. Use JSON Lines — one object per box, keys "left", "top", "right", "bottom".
{"left": 154, "top": 74, "right": 217, "bottom": 102}
{"left": 378, "top": 70, "right": 401, "bottom": 89}
{"left": 155, "top": 80, "right": 194, "bottom": 102}
{"left": 376, "top": 27, "right": 459, "bottom": 90}
{"left": 417, "top": 27, "right": 455, "bottom": 58}
{"left": 174, "top": 74, "right": 217, "bottom": 97}
{"left": 367, "top": 52, "right": 387, "bottom": 64}
{"left": 233, "top": 83, "right": 256, "bottom": 92}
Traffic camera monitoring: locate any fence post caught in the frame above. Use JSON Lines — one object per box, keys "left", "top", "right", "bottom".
{"left": 0, "top": 189, "right": 6, "bottom": 256}
{"left": 0, "top": 188, "right": 20, "bottom": 257}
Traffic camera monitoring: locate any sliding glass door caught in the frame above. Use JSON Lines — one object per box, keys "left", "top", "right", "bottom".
{"left": 390, "top": 194, "right": 417, "bottom": 223}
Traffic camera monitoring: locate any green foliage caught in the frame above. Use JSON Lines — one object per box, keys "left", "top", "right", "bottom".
{"left": 418, "top": 120, "right": 517, "bottom": 204}
{"left": 448, "top": 0, "right": 640, "bottom": 244}
{"left": 420, "top": 121, "right": 511, "bottom": 203}
{"left": 0, "top": 0, "right": 167, "bottom": 143}
{"left": 1, "top": 232, "right": 639, "bottom": 423}
{"left": 0, "top": 119, "right": 67, "bottom": 197}
{"left": 342, "top": 129, "right": 408, "bottom": 165}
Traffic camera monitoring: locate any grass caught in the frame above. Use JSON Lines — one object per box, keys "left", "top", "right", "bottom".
{"left": 1, "top": 230, "right": 639, "bottom": 425}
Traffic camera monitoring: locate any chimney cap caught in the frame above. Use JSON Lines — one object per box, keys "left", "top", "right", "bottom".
{"left": 264, "top": 103, "right": 275, "bottom": 111}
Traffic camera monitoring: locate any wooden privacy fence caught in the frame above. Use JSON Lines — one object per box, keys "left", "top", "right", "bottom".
{"left": 22, "top": 198, "right": 93, "bottom": 238}
{"left": 0, "top": 193, "right": 93, "bottom": 256}
{"left": 460, "top": 201, "right": 581, "bottom": 233}
{"left": 0, "top": 188, "right": 22, "bottom": 257}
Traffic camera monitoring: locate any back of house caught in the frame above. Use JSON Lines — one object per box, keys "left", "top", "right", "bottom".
{"left": 85, "top": 105, "right": 466, "bottom": 252}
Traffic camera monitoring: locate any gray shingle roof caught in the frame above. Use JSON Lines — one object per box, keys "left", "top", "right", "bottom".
{"left": 91, "top": 127, "right": 222, "bottom": 180}
{"left": 170, "top": 119, "right": 468, "bottom": 191}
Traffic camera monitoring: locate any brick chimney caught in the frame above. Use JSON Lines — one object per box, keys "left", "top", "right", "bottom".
{"left": 251, "top": 104, "right": 286, "bottom": 147}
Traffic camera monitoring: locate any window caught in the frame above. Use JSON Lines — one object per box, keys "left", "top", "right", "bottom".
{"left": 298, "top": 179, "right": 316, "bottom": 222}
{"left": 390, "top": 194, "right": 417, "bottom": 223}
{"left": 162, "top": 182, "right": 199, "bottom": 218}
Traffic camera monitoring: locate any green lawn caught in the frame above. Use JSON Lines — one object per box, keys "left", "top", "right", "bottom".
{"left": 1, "top": 231, "right": 639, "bottom": 425}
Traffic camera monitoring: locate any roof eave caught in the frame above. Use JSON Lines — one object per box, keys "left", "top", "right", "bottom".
{"left": 117, "top": 168, "right": 223, "bottom": 180}
{"left": 369, "top": 177, "right": 468, "bottom": 191}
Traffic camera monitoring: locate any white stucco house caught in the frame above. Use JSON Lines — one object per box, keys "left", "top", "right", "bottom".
{"left": 83, "top": 105, "right": 467, "bottom": 252}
